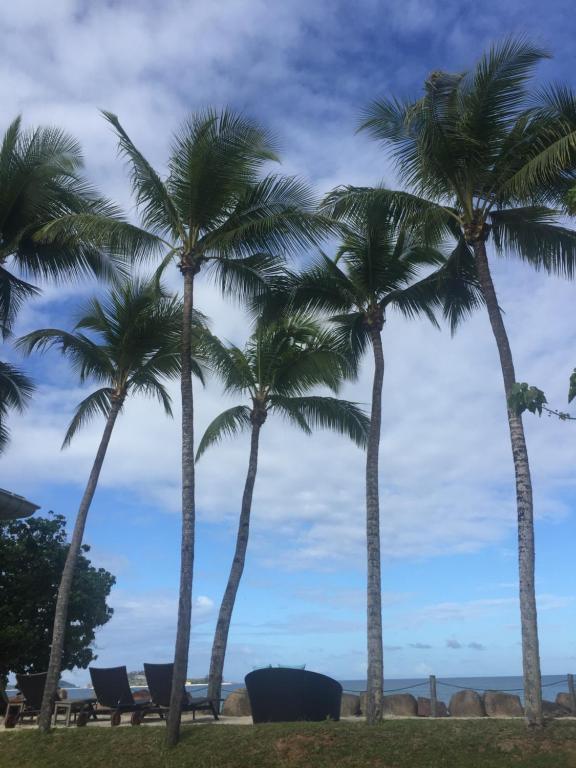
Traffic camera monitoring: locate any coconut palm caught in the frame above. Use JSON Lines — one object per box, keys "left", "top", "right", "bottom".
{"left": 0, "top": 116, "right": 144, "bottom": 339}
{"left": 102, "top": 108, "right": 331, "bottom": 744}
{"left": 286, "top": 194, "right": 481, "bottom": 724}
{"left": 357, "top": 37, "right": 576, "bottom": 725}
{"left": 0, "top": 116, "right": 140, "bottom": 452}
{"left": 0, "top": 360, "right": 34, "bottom": 454}
{"left": 198, "top": 316, "right": 369, "bottom": 703}
{"left": 17, "top": 278, "right": 202, "bottom": 732}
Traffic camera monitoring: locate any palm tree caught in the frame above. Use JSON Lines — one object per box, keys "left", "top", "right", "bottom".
{"left": 198, "top": 316, "right": 370, "bottom": 704}
{"left": 287, "top": 195, "right": 480, "bottom": 724}
{"left": 0, "top": 116, "right": 141, "bottom": 453}
{"left": 357, "top": 38, "right": 576, "bottom": 725}
{"left": 0, "top": 115, "right": 140, "bottom": 339}
{"left": 0, "top": 360, "right": 34, "bottom": 454}
{"left": 17, "top": 278, "right": 201, "bottom": 732}
{"left": 103, "top": 109, "right": 331, "bottom": 745}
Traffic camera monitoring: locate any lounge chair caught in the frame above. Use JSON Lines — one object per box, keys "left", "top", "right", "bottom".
{"left": 144, "top": 663, "right": 219, "bottom": 720}
{"left": 244, "top": 667, "right": 342, "bottom": 723}
{"left": 13, "top": 673, "right": 54, "bottom": 725}
{"left": 11, "top": 672, "right": 96, "bottom": 727}
{"left": 87, "top": 666, "right": 155, "bottom": 726}
{"left": 2, "top": 687, "right": 23, "bottom": 729}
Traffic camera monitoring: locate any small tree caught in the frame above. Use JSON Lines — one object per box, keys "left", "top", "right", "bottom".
{"left": 198, "top": 316, "right": 369, "bottom": 703}
{"left": 17, "top": 278, "right": 201, "bottom": 731}
{"left": 0, "top": 513, "right": 115, "bottom": 686}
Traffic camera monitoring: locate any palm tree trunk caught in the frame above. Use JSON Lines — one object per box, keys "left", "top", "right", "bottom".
{"left": 365, "top": 325, "right": 384, "bottom": 724}
{"left": 37, "top": 396, "right": 123, "bottom": 732}
{"left": 474, "top": 241, "right": 542, "bottom": 726}
{"left": 207, "top": 418, "right": 263, "bottom": 704}
{"left": 166, "top": 266, "right": 196, "bottom": 747}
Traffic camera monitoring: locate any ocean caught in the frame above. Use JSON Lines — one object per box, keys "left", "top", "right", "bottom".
{"left": 22, "top": 674, "right": 570, "bottom": 706}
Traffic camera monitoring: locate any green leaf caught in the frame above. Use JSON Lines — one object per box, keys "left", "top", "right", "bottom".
{"left": 195, "top": 405, "right": 252, "bottom": 460}
{"left": 508, "top": 382, "right": 547, "bottom": 416}
{"left": 568, "top": 369, "right": 576, "bottom": 404}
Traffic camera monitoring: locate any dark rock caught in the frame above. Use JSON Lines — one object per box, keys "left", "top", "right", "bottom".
{"left": 383, "top": 693, "right": 418, "bottom": 717}
{"left": 555, "top": 693, "right": 575, "bottom": 712}
{"left": 483, "top": 691, "right": 523, "bottom": 717}
{"left": 340, "top": 693, "right": 360, "bottom": 716}
{"left": 449, "top": 689, "right": 485, "bottom": 717}
{"left": 542, "top": 699, "right": 571, "bottom": 718}
{"left": 222, "top": 687, "right": 252, "bottom": 717}
{"left": 417, "top": 696, "right": 448, "bottom": 717}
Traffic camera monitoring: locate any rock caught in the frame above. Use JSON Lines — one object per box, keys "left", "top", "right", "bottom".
{"left": 358, "top": 692, "right": 417, "bottom": 717}
{"left": 555, "top": 693, "right": 574, "bottom": 712}
{"left": 542, "top": 699, "right": 571, "bottom": 718}
{"left": 483, "top": 691, "right": 523, "bottom": 718}
{"left": 340, "top": 693, "right": 360, "bottom": 716}
{"left": 417, "top": 697, "right": 448, "bottom": 717}
{"left": 449, "top": 690, "right": 485, "bottom": 717}
{"left": 383, "top": 694, "right": 418, "bottom": 717}
{"left": 222, "top": 687, "right": 252, "bottom": 717}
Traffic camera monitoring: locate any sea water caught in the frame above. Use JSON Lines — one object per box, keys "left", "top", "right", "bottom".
{"left": 25, "top": 674, "right": 570, "bottom": 706}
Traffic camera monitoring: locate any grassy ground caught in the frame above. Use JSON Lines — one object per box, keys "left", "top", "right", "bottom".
{"left": 3, "top": 719, "right": 576, "bottom": 768}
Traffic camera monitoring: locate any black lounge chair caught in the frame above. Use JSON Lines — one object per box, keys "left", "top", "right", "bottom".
{"left": 245, "top": 667, "right": 342, "bottom": 723}
{"left": 144, "top": 662, "right": 219, "bottom": 720}
{"left": 11, "top": 672, "right": 96, "bottom": 728}
{"left": 2, "top": 687, "right": 23, "bottom": 729}
{"left": 13, "top": 673, "right": 54, "bottom": 725}
{"left": 88, "top": 666, "right": 155, "bottom": 726}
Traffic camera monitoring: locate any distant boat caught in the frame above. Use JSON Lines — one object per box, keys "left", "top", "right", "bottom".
{"left": 252, "top": 664, "right": 306, "bottom": 671}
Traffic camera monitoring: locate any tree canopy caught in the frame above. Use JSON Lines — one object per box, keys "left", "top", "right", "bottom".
{"left": 0, "top": 513, "right": 115, "bottom": 685}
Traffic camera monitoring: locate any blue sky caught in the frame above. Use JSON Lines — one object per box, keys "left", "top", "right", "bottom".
{"left": 2, "top": 0, "right": 576, "bottom": 684}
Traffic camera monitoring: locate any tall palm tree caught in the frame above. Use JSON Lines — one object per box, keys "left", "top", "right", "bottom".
{"left": 17, "top": 278, "right": 201, "bottom": 732}
{"left": 287, "top": 195, "right": 480, "bottom": 724}
{"left": 198, "top": 316, "right": 369, "bottom": 703}
{"left": 102, "top": 109, "right": 331, "bottom": 745}
{"left": 0, "top": 360, "right": 33, "bottom": 454}
{"left": 358, "top": 38, "right": 576, "bottom": 725}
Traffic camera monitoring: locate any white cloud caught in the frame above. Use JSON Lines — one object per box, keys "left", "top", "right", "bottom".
{"left": 2, "top": 0, "right": 576, "bottom": 678}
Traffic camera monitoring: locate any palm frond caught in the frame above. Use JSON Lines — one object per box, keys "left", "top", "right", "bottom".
{"left": 490, "top": 207, "right": 576, "bottom": 277}
{"left": 16, "top": 328, "right": 113, "bottom": 383}
{"left": 62, "top": 387, "right": 113, "bottom": 448}
{"left": 0, "top": 267, "right": 40, "bottom": 339}
{"left": 329, "top": 312, "right": 372, "bottom": 370}
{"left": 167, "top": 108, "right": 279, "bottom": 232}
{"left": 129, "top": 377, "right": 174, "bottom": 417}
{"left": 0, "top": 360, "right": 34, "bottom": 414}
{"left": 460, "top": 37, "right": 550, "bottom": 148}
{"left": 199, "top": 332, "right": 256, "bottom": 395}
{"left": 103, "top": 111, "right": 184, "bottom": 240}
{"left": 195, "top": 405, "right": 252, "bottom": 460}
{"left": 208, "top": 252, "right": 287, "bottom": 305}
{"left": 269, "top": 395, "right": 369, "bottom": 448}
{"left": 200, "top": 175, "right": 334, "bottom": 259}
{"left": 322, "top": 186, "right": 455, "bottom": 245}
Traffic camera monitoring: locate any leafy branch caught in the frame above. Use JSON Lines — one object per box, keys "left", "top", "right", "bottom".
{"left": 508, "top": 377, "right": 576, "bottom": 421}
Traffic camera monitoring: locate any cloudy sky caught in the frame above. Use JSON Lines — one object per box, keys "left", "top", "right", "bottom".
{"left": 2, "top": 0, "right": 576, "bottom": 685}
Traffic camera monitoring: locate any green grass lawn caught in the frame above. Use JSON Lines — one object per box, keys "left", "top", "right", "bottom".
{"left": 3, "top": 720, "right": 576, "bottom": 768}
